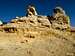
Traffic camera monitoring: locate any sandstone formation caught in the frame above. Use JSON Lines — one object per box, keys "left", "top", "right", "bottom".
{"left": 0, "top": 6, "right": 75, "bottom": 56}
{"left": 26, "top": 5, "right": 37, "bottom": 17}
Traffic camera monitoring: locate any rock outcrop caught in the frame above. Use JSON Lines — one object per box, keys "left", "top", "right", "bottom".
{"left": 26, "top": 5, "right": 37, "bottom": 17}
{"left": 1, "top": 6, "right": 70, "bottom": 33}
{"left": 52, "top": 7, "right": 70, "bottom": 30}
{"left": 0, "top": 6, "right": 75, "bottom": 56}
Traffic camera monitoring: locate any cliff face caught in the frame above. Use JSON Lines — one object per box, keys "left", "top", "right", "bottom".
{"left": 0, "top": 6, "right": 75, "bottom": 56}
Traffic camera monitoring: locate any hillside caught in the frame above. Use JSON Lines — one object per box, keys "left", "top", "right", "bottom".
{"left": 0, "top": 6, "right": 75, "bottom": 56}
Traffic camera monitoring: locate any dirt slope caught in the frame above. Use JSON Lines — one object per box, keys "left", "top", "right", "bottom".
{"left": 0, "top": 15, "right": 75, "bottom": 56}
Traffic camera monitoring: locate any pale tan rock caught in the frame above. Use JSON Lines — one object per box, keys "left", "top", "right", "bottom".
{"left": 27, "top": 5, "right": 37, "bottom": 17}
{"left": 51, "top": 7, "right": 70, "bottom": 30}
{"left": 0, "top": 6, "right": 74, "bottom": 56}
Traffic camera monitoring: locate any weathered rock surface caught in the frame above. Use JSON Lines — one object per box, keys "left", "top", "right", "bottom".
{"left": 0, "top": 6, "right": 74, "bottom": 56}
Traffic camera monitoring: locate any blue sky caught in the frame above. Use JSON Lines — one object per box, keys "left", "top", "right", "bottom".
{"left": 0, "top": 0, "right": 75, "bottom": 26}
